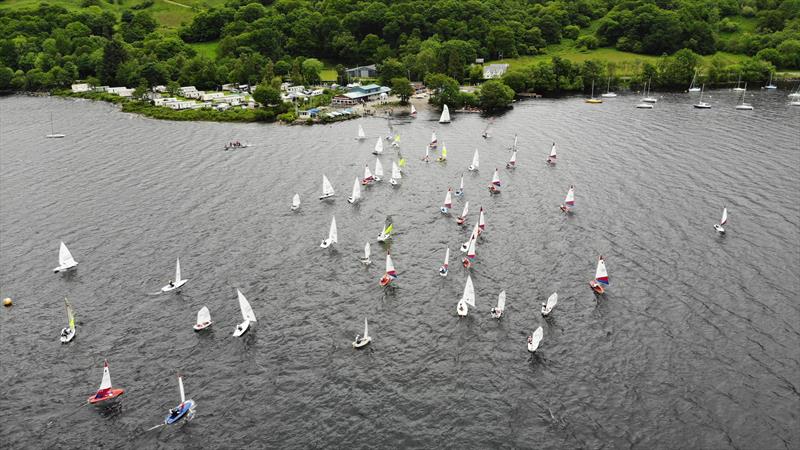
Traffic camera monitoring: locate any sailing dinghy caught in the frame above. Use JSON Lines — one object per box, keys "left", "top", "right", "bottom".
{"left": 320, "top": 216, "right": 338, "bottom": 248}
{"left": 373, "top": 137, "right": 384, "bottom": 155}
{"left": 439, "top": 247, "right": 450, "bottom": 277}
{"left": 88, "top": 359, "right": 125, "bottom": 406}
{"left": 589, "top": 256, "right": 609, "bottom": 294}
{"left": 53, "top": 241, "right": 78, "bottom": 273}
{"left": 688, "top": 69, "right": 701, "bottom": 92}
{"left": 490, "top": 290, "right": 505, "bottom": 319}
{"left": 161, "top": 258, "right": 188, "bottom": 293}
{"left": 488, "top": 168, "right": 501, "bottom": 194}
{"left": 233, "top": 289, "right": 256, "bottom": 337}
{"left": 454, "top": 173, "right": 465, "bottom": 197}
{"left": 541, "top": 292, "right": 557, "bottom": 317}
{"left": 319, "top": 175, "right": 335, "bottom": 200}
{"left": 478, "top": 207, "right": 486, "bottom": 235}
{"left": 193, "top": 306, "right": 212, "bottom": 331}
{"left": 527, "top": 327, "right": 543, "bottom": 352}
{"left": 46, "top": 112, "right": 65, "bottom": 138}
{"left": 439, "top": 104, "right": 451, "bottom": 123}
{"left": 60, "top": 297, "right": 76, "bottom": 343}
{"left": 457, "top": 275, "right": 475, "bottom": 317}
{"left": 357, "top": 124, "right": 366, "bottom": 140}
{"left": 560, "top": 185, "right": 575, "bottom": 213}
{"left": 693, "top": 84, "right": 711, "bottom": 109}
{"left": 410, "top": 104, "right": 417, "bottom": 116}
{"left": 379, "top": 252, "right": 398, "bottom": 287}
{"left": 360, "top": 242, "right": 372, "bottom": 265}
{"left": 462, "top": 234, "right": 477, "bottom": 269}
{"left": 436, "top": 144, "right": 447, "bottom": 162}
{"left": 291, "top": 193, "right": 300, "bottom": 211}
{"left": 735, "top": 83, "right": 754, "bottom": 110}
{"left": 601, "top": 77, "right": 617, "bottom": 98}
{"left": 422, "top": 145, "right": 431, "bottom": 162}
{"left": 429, "top": 131, "right": 438, "bottom": 148}
{"left": 468, "top": 149, "right": 479, "bottom": 171}
{"left": 440, "top": 188, "right": 453, "bottom": 214}
{"left": 164, "top": 375, "right": 195, "bottom": 425}
{"left": 377, "top": 223, "right": 393, "bottom": 242}
{"left": 456, "top": 201, "right": 469, "bottom": 226}
{"left": 374, "top": 158, "right": 384, "bottom": 182}
{"left": 506, "top": 149, "right": 517, "bottom": 169}
{"left": 391, "top": 134, "right": 400, "bottom": 148}
{"left": 461, "top": 221, "right": 480, "bottom": 253}
{"left": 352, "top": 317, "right": 372, "bottom": 348}
{"left": 348, "top": 177, "right": 362, "bottom": 204}
{"left": 714, "top": 207, "right": 728, "bottom": 233}
{"left": 546, "top": 142, "right": 557, "bottom": 165}
{"left": 390, "top": 160, "right": 402, "bottom": 186}
{"left": 641, "top": 78, "right": 657, "bottom": 103}
{"left": 362, "top": 164, "right": 375, "bottom": 185}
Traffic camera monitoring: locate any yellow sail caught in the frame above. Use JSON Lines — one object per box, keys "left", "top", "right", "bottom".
{"left": 65, "top": 298, "right": 75, "bottom": 329}
{"left": 383, "top": 223, "right": 393, "bottom": 236}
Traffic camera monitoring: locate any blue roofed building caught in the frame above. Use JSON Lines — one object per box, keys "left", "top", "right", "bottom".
{"left": 332, "top": 84, "right": 392, "bottom": 106}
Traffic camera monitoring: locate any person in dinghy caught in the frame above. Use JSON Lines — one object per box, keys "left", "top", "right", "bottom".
{"left": 589, "top": 256, "right": 609, "bottom": 295}
{"left": 560, "top": 185, "right": 575, "bottom": 213}
{"left": 88, "top": 360, "right": 125, "bottom": 406}
{"left": 488, "top": 169, "right": 501, "bottom": 194}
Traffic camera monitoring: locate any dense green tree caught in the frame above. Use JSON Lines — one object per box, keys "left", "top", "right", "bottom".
{"left": 253, "top": 84, "right": 281, "bottom": 106}
{"left": 0, "top": 66, "right": 14, "bottom": 90}
{"left": 378, "top": 58, "right": 406, "bottom": 85}
{"left": 390, "top": 77, "right": 413, "bottom": 103}
{"left": 777, "top": 40, "right": 800, "bottom": 68}
{"left": 99, "top": 39, "right": 127, "bottom": 85}
{"left": 424, "top": 72, "right": 461, "bottom": 107}
{"left": 501, "top": 71, "right": 527, "bottom": 93}
{"left": 478, "top": 79, "right": 514, "bottom": 111}
{"left": 301, "top": 58, "right": 323, "bottom": 85}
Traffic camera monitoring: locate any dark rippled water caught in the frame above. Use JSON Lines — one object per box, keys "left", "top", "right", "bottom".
{"left": 1, "top": 92, "right": 798, "bottom": 448}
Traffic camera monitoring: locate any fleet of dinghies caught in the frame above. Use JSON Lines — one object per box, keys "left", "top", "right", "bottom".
{"left": 49, "top": 108, "right": 743, "bottom": 423}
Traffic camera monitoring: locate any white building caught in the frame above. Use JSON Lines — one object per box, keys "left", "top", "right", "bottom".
{"left": 201, "top": 92, "right": 225, "bottom": 101}
{"left": 178, "top": 86, "right": 198, "bottom": 97}
{"left": 483, "top": 64, "right": 509, "bottom": 79}
{"left": 164, "top": 100, "right": 196, "bottom": 110}
{"left": 107, "top": 87, "right": 134, "bottom": 97}
{"left": 287, "top": 85, "right": 305, "bottom": 94}
{"left": 71, "top": 83, "right": 91, "bottom": 93}
{"left": 153, "top": 97, "right": 178, "bottom": 107}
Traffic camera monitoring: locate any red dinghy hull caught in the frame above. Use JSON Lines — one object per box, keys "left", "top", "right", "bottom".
{"left": 589, "top": 281, "right": 605, "bottom": 295}
{"left": 88, "top": 388, "right": 125, "bottom": 405}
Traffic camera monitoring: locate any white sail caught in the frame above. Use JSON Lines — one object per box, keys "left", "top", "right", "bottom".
{"left": 350, "top": 177, "right": 361, "bottom": 202}
{"left": 497, "top": 290, "right": 506, "bottom": 311}
{"left": 328, "top": 216, "right": 338, "bottom": 243}
{"left": 410, "top": 105, "right": 416, "bottom": 115}
{"left": 595, "top": 257, "right": 609, "bottom": 285}
{"left": 364, "top": 164, "right": 373, "bottom": 180}
{"left": 469, "top": 149, "right": 479, "bottom": 170}
{"left": 444, "top": 189, "right": 452, "bottom": 208}
{"left": 424, "top": 146, "right": 430, "bottom": 160}
{"left": 439, "top": 104, "right": 451, "bottom": 123}
{"left": 174, "top": 258, "right": 183, "bottom": 283}
{"left": 543, "top": 292, "right": 558, "bottom": 314}
{"left": 565, "top": 187, "right": 575, "bottom": 206}
{"left": 529, "top": 327, "right": 543, "bottom": 351}
{"left": 292, "top": 193, "right": 300, "bottom": 208}
{"left": 430, "top": 131, "right": 437, "bottom": 145}
{"left": 391, "top": 161, "right": 401, "bottom": 180}
{"left": 478, "top": 207, "right": 486, "bottom": 231}
{"left": 322, "top": 175, "right": 334, "bottom": 196}
{"left": 467, "top": 234, "right": 477, "bottom": 259}
{"left": 178, "top": 376, "right": 186, "bottom": 403}
{"left": 364, "top": 242, "right": 371, "bottom": 259}
{"left": 374, "top": 137, "right": 384, "bottom": 154}
{"left": 508, "top": 150, "right": 517, "bottom": 165}
{"left": 491, "top": 169, "right": 500, "bottom": 185}
{"left": 720, "top": 207, "right": 728, "bottom": 226}
{"left": 237, "top": 289, "right": 256, "bottom": 323}
{"left": 460, "top": 201, "right": 469, "bottom": 218}
{"left": 443, "top": 247, "right": 450, "bottom": 266}
{"left": 99, "top": 360, "right": 112, "bottom": 390}
{"left": 385, "top": 252, "right": 396, "bottom": 274}
{"left": 59, "top": 242, "right": 77, "bottom": 267}
{"left": 462, "top": 275, "right": 475, "bottom": 307}
{"left": 459, "top": 174, "right": 464, "bottom": 190}
{"left": 374, "top": 158, "right": 384, "bottom": 178}
{"left": 358, "top": 124, "right": 366, "bottom": 139}
{"left": 363, "top": 317, "right": 369, "bottom": 338}
{"left": 196, "top": 306, "right": 211, "bottom": 325}
{"left": 549, "top": 143, "right": 557, "bottom": 159}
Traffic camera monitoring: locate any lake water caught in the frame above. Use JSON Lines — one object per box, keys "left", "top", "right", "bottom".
{"left": 0, "top": 92, "right": 798, "bottom": 448}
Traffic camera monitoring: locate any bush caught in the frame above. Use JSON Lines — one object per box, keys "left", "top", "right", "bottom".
{"left": 563, "top": 25, "right": 580, "bottom": 40}
{"left": 741, "top": 6, "right": 756, "bottom": 17}
{"left": 719, "top": 18, "right": 739, "bottom": 33}
{"left": 576, "top": 35, "right": 600, "bottom": 50}
{"left": 254, "top": 109, "right": 275, "bottom": 122}
{"left": 277, "top": 111, "right": 296, "bottom": 122}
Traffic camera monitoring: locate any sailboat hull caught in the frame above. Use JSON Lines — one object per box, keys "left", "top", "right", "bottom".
{"left": 161, "top": 279, "right": 188, "bottom": 293}
{"left": 89, "top": 389, "right": 125, "bottom": 405}
{"left": 352, "top": 336, "right": 371, "bottom": 348}
{"left": 60, "top": 328, "right": 75, "bottom": 343}
{"left": 714, "top": 225, "right": 726, "bottom": 233}
{"left": 46, "top": 134, "right": 66, "bottom": 138}
{"left": 165, "top": 400, "right": 195, "bottom": 425}
{"left": 232, "top": 321, "right": 250, "bottom": 337}
{"left": 53, "top": 263, "right": 78, "bottom": 273}
{"left": 193, "top": 321, "right": 213, "bottom": 331}
{"left": 589, "top": 281, "right": 605, "bottom": 294}
{"left": 457, "top": 301, "right": 468, "bottom": 317}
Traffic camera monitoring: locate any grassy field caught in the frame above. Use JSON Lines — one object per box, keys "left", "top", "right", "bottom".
{"left": 189, "top": 41, "right": 219, "bottom": 59}
{"left": 488, "top": 47, "right": 753, "bottom": 76}
{"left": 320, "top": 69, "right": 337, "bottom": 83}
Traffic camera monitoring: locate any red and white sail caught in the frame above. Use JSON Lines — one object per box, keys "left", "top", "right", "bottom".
{"left": 443, "top": 188, "right": 452, "bottom": 209}
{"left": 478, "top": 207, "right": 486, "bottom": 232}
{"left": 720, "top": 207, "right": 728, "bottom": 226}
{"left": 595, "top": 256, "right": 609, "bottom": 286}
{"left": 565, "top": 185, "right": 575, "bottom": 207}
